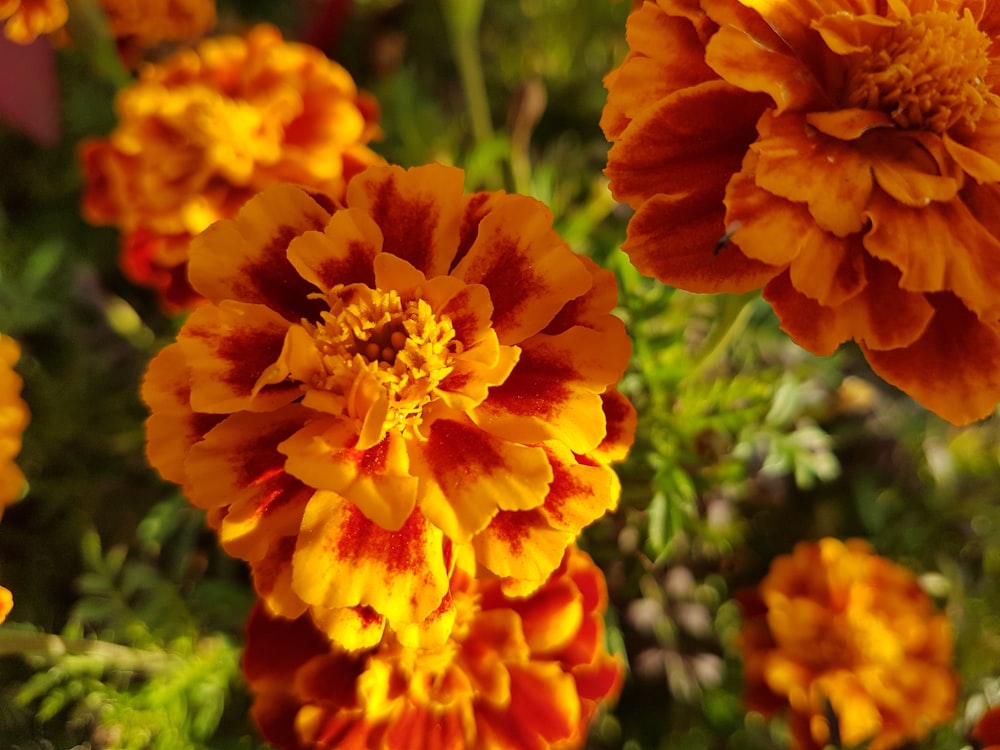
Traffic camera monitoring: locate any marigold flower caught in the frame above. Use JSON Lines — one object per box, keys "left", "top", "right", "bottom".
{"left": 101, "top": 0, "right": 214, "bottom": 49}
{"left": 81, "top": 23, "right": 383, "bottom": 309}
{"left": 141, "top": 163, "right": 634, "bottom": 643}
{"left": 602, "top": 0, "right": 1000, "bottom": 424}
{"left": 974, "top": 704, "right": 1000, "bottom": 749}
{"left": 0, "top": 0, "right": 66, "bottom": 43}
{"left": 0, "top": 334, "right": 29, "bottom": 514}
{"left": 242, "top": 546, "right": 623, "bottom": 750}
{"left": 0, "top": 585, "right": 11, "bottom": 623}
{"left": 737, "top": 538, "right": 957, "bottom": 750}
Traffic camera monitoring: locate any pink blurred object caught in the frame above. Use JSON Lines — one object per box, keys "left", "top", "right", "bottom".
{"left": 0, "top": 33, "right": 59, "bottom": 145}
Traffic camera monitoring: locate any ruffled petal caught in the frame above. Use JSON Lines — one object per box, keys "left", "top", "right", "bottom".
{"left": 538, "top": 445, "right": 621, "bottom": 534}
{"left": 593, "top": 388, "right": 638, "bottom": 464}
{"left": 293, "top": 494, "right": 449, "bottom": 628}
{"left": 411, "top": 418, "right": 552, "bottom": 542}
{"left": 310, "top": 605, "right": 387, "bottom": 652}
{"left": 188, "top": 184, "right": 332, "bottom": 320}
{"left": 178, "top": 300, "right": 299, "bottom": 413}
{"left": 543, "top": 256, "right": 618, "bottom": 336}
{"left": 452, "top": 194, "right": 592, "bottom": 346}
{"left": 472, "top": 323, "right": 630, "bottom": 454}
{"left": 476, "top": 663, "right": 581, "bottom": 749}
{"left": 252, "top": 535, "right": 308, "bottom": 620}
{"left": 286, "top": 207, "right": 381, "bottom": 292}
{"left": 862, "top": 293, "right": 1000, "bottom": 424}
{"left": 472, "top": 508, "right": 574, "bottom": 582}
{"left": 345, "top": 163, "right": 464, "bottom": 278}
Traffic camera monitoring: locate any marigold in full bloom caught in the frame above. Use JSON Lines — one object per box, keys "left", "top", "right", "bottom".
{"left": 0, "top": 0, "right": 66, "bottom": 43}
{"left": 142, "top": 162, "right": 635, "bottom": 644}
{"left": 602, "top": 0, "right": 1000, "bottom": 424}
{"left": 738, "top": 538, "right": 957, "bottom": 750}
{"left": 81, "top": 23, "right": 383, "bottom": 309}
{"left": 242, "top": 546, "right": 623, "bottom": 750}
{"left": 0, "top": 334, "right": 29, "bottom": 514}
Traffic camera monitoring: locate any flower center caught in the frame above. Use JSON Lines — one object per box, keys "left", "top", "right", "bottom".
{"left": 844, "top": 9, "right": 993, "bottom": 132}
{"left": 306, "top": 284, "right": 459, "bottom": 438}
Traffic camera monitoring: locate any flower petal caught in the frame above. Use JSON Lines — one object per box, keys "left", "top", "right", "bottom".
{"left": 862, "top": 293, "right": 1000, "bottom": 424}
{"left": 252, "top": 535, "right": 308, "bottom": 620}
{"left": 188, "top": 184, "right": 332, "bottom": 320}
{"left": 310, "top": 605, "right": 387, "bottom": 652}
{"left": 178, "top": 300, "right": 299, "bottom": 414}
{"left": 452, "top": 194, "right": 592, "bottom": 346}
{"left": 293, "top": 494, "right": 449, "bottom": 628}
{"left": 412, "top": 418, "right": 553, "bottom": 542}
{"left": 472, "top": 508, "right": 574, "bottom": 582}
{"left": 286, "top": 206, "right": 382, "bottom": 292}
{"left": 593, "top": 388, "right": 638, "bottom": 464}
{"left": 538, "top": 445, "right": 621, "bottom": 534}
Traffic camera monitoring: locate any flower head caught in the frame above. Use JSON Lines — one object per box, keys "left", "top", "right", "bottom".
{"left": 142, "top": 163, "right": 634, "bottom": 643}
{"left": 0, "top": 0, "right": 66, "bottom": 43}
{"left": 0, "top": 334, "right": 28, "bottom": 515}
{"left": 81, "top": 23, "right": 383, "bottom": 309}
{"left": 602, "top": 0, "right": 1000, "bottom": 424}
{"left": 242, "top": 546, "right": 623, "bottom": 750}
{"left": 101, "top": 0, "right": 215, "bottom": 51}
{"left": 737, "top": 538, "right": 957, "bottom": 750}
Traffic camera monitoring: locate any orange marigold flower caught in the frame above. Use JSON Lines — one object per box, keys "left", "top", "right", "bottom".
{"left": 0, "top": 0, "right": 66, "bottom": 43}
{"left": 974, "top": 704, "right": 1000, "bottom": 749}
{"left": 737, "top": 538, "right": 957, "bottom": 750}
{"left": 101, "top": 0, "right": 214, "bottom": 49}
{"left": 0, "top": 334, "right": 29, "bottom": 515}
{"left": 602, "top": 0, "right": 1000, "bottom": 424}
{"left": 80, "top": 23, "right": 383, "bottom": 310}
{"left": 141, "top": 163, "right": 634, "bottom": 643}
{"left": 242, "top": 546, "right": 623, "bottom": 750}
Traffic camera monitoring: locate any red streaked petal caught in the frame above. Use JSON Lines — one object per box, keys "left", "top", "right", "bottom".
{"left": 346, "top": 163, "right": 464, "bottom": 278}
{"left": 452, "top": 194, "right": 592, "bottom": 346}
{"left": 188, "top": 184, "right": 332, "bottom": 320}
{"left": 309, "top": 605, "right": 387, "bottom": 652}
{"left": 594, "top": 388, "right": 638, "bottom": 464}
{"left": 280, "top": 420, "right": 417, "bottom": 532}
{"left": 477, "top": 663, "right": 581, "bottom": 748}
{"left": 472, "top": 508, "right": 574, "bottom": 582}
{"left": 251, "top": 535, "right": 308, "bottom": 620}
{"left": 539, "top": 444, "right": 620, "bottom": 534}
{"left": 454, "top": 190, "right": 504, "bottom": 269}
{"left": 179, "top": 301, "right": 299, "bottom": 414}
{"left": 507, "top": 575, "right": 584, "bottom": 655}
{"left": 862, "top": 293, "right": 1000, "bottom": 425}
{"left": 381, "top": 705, "right": 469, "bottom": 750}
{"left": 293, "top": 494, "right": 450, "bottom": 628}
{"left": 472, "top": 324, "right": 631, "bottom": 454}
{"left": 411, "top": 418, "right": 552, "bottom": 542}
{"left": 286, "top": 207, "right": 382, "bottom": 293}
{"left": 543, "top": 256, "right": 619, "bottom": 336}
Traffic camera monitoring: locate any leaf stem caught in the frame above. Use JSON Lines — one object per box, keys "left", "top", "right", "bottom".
{"left": 439, "top": 0, "right": 494, "bottom": 148}
{"left": 0, "top": 630, "right": 177, "bottom": 673}
{"left": 679, "top": 291, "right": 759, "bottom": 386}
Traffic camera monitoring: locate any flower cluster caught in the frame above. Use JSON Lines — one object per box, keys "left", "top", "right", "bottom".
{"left": 602, "top": 0, "right": 1000, "bottom": 424}
{"left": 0, "top": 0, "right": 214, "bottom": 45}
{"left": 0, "top": 334, "right": 29, "bottom": 625}
{"left": 243, "top": 546, "right": 622, "bottom": 750}
{"left": 81, "top": 23, "right": 383, "bottom": 309}
{"left": 738, "top": 538, "right": 957, "bottom": 750}
{"left": 142, "top": 162, "right": 634, "bottom": 653}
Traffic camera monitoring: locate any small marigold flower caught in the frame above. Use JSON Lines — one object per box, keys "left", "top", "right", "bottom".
{"left": 0, "top": 0, "right": 66, "bottom": 43}
{"left": 737, "top": 538, "right": 957, "bottom": 750}
{"left": 101, "top": 0, "right": 214, "bottom": 50}
{"left": 242, "top": 546, "right": 623, "bottom": 750}
{"left": 602, "top": 0, "right": 1000, "bottom": 424}
{"left": 0, "top": 334, "right": 29, "bottom": 515}
{"left": 974, "top": 704, "right": 1000, "bottom": 749}
{"left": 81, "top": 23, "right": 383, "bottom": 309}
{"left": 0, "top": 584, "right": 11, "bottom": 622}
{"left": 141, "top": 163, "right": 634, "bottom": 643}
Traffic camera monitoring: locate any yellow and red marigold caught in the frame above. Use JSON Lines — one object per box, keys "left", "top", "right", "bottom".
{"left": 243, "top": 546, "right": 623, "bottom": 750}
{"left": 81, "top": 23, "right": 382, "bottom": 309}
{"left": 142, "top": 162, "right": 634, "bottom": 644}
{"left": 0, "top": 0, "right": 65, "bottom": 43}
{"left": 0, "top": 334, "right": 29, "bottom": 515}
{"left": 738, "top": 538, "right": 957, "bottom": 750}
{"left": 602, "top": 0, "right": 1000, "bottom": 424}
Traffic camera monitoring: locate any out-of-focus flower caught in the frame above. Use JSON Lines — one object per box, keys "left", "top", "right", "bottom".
{"left": 738, "top": 538, "right": 957, "bottom": 750}
{"left": 243, "top": 546, "right": 623, "bottom": 750}
{"left": 0, "top": 334, "right": 29, "bottom": 515}
{"left": 602, "top": 0, "right": 1000, "bottom": 425}
{"left": 0, "top": 585, "right": 11, "bottom": 623}
{"left": 0, "top": 0, "right": 66, "bottom": 44}
{"left": 974, "top": 704, "right": 1000, "bottom": 750}
{"left": 142, "top": 163, "right": 634, "bottom": 643}
{"left": 81, "top": 23, "right": 383, "bottom": 309}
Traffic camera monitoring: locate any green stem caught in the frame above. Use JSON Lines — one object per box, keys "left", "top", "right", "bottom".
{"left": 0, "top": 630, "right": 177, "bottom": 673}
{"left": 439, "top": 0, "right": 494, "bottom": 148}
{"left": 679, "top": 291, "right": 759, "bottom": 386}
{"left": 65, "top": 0, "right": 131, "bottom": 90}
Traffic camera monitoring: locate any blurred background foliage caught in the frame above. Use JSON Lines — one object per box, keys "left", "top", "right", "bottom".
{"left": 0, "top": 0, "right": 998, "bottom": 748}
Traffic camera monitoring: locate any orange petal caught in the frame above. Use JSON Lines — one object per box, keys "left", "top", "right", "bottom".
{"left": 805, "top": 108, "right": 894, "bottom": 140}
{"left": 864, "top": 191, "right": 1000, "bottom": 320}
{"left": 188, "top": 184, "right": 332, "bottom": 319}
{"left": 507, "top": 575, "right": 584, "bottom": 654}
{"left": 623, "top": 189, "right": 781, "bottom": 292}
{"left": 947, "top": 107, "right": 1000, "bottom": 179}
{"left": 812, "top": 11, "right": 897, "bottom": 54}
{"left": 472, "top": 508, "right": 574, "bottom": 581}
{"left": 538, "top": 445, "right": 621, "bottom": 534}
{"left": 451, "top": 194, "right": 592, "bottom": 346}
{"left": 454, "top": 190, "right": 504, "bottom": 267}
{"left": 293, "top": 494, "right": 449, "bottom": 628}
{"left": 411, "top": 418, "right": 552, "bottom": 542}
{"left": 862, "top": 293, "right": 1000, "bottom": 424}
{"left": 606, "top": 79, "right": 768, "bottom": 208}
{"left": 309, "top": 605, "right": 386, "bottom": 652}
{"left": 0, "top": 585, "right": 11, "bottom": 623}
{"left": 472, "top": 324, "right": 630, "bottom": 454}
{"left": 285, "top": 207, "right": 381, "bottom": 292}
{"left": 345, "top": 163, "right": 464, "bottom": 278}
{"left": 251, "top": 535, "right": 308, "bottom": 620}
{"left": 280, "top": 420, "right": 417, "bottom": 532}
{"left": 477, "top": 663, "right": 580, "bottom": 748}
{"left": 184, "top": 406, "right": 316, "bottom": 561}
{"left": 543, "top": 256, "right": 618, "bottom": 336}
{"left": 381, "top": 705, "right": 469, "bottom": 750}
{"left": 944, "top": 131, "right": 1000, "bottom": 183}
{"left": 593, "top": 388, "right": 638, "bottom": 464}
{"left": 867, "top": 134, "right": 960, "bottom": 206}
{"left": 751, "top": 110, "right": 874, "bottom": 237}
{"left": 178, "top": 301, "right": 299, "bottom": 414}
